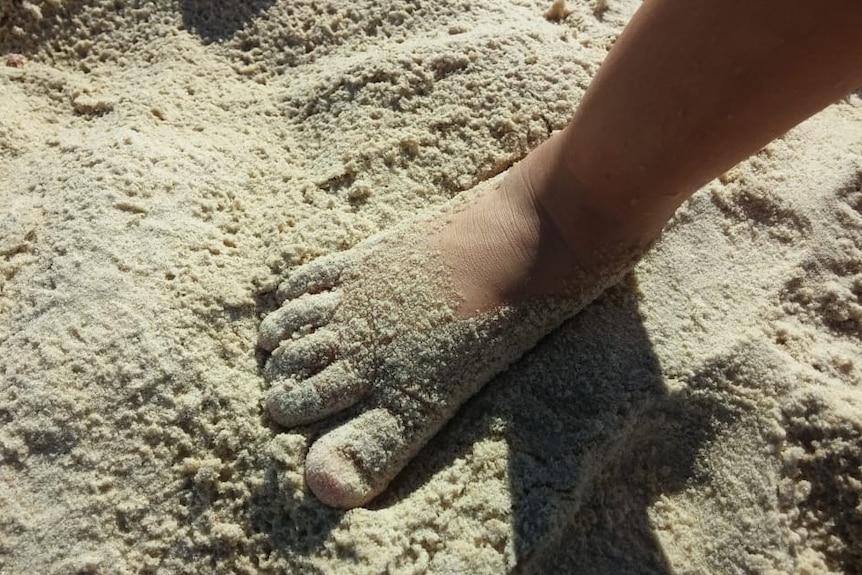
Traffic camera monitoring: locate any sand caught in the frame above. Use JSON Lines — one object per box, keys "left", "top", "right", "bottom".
{"left": 1, "top": 0, "right": 861, "bottom": 573}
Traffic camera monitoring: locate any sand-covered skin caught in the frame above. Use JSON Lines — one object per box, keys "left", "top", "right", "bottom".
{"left": 258, "top": 175, "right": 637, "bottom": 509}
{"left": 1, "top": 1, "right": 861, "bottom": 574}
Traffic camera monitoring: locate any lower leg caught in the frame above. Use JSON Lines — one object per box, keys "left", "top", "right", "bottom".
{"left": 547, "top": 0, "right": 862, "bottom": 245}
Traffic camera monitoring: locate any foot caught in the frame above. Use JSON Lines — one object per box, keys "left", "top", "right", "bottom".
{"left": 259, "top": 132, "right": 651, "bottom": 509}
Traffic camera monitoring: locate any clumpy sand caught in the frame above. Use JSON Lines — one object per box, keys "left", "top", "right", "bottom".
{"left": 1, "top": 0, "right": 861, "bottom": 573}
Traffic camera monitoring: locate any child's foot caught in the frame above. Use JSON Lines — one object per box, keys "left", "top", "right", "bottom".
{"left": 259, "top": 132, "right": 651, "bottom": 509}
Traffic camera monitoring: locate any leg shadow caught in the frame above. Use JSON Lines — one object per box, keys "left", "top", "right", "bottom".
{"left": 503, "top": 281, "right": 792, "bottom": 574}
{"left": 499, "top": 282, "right": 684, "bottom": 574}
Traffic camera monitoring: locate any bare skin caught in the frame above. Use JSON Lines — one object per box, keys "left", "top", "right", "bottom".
{"left": 260, "top": 0, "right": 862, "bottom": 509}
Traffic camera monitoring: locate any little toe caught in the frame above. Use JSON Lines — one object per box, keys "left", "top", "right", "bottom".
{"left": 258, "top": 290, "right": 341, "bottom": 351}
{"left": 265, "top": 329, "right": 339, "bottom": 379}
{"left": 277, "top": 252, "right": 349, "bottom": 301}
{"left": 266, "top": 360, "right": 369, "bottom": 428}
{"left": 304, "top": 408, "right": 414, "bottom": 509}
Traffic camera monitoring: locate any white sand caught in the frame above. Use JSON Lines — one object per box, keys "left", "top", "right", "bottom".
{"left": 1, "top": 0, "right": 861, "bottom": 573}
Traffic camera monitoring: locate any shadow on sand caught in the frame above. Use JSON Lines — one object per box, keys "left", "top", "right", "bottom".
{"left": 178, "top": 0, "right": 276, "bottom": 42}
{"left": 375, "top": 279, "right": 739, "bottom": 574}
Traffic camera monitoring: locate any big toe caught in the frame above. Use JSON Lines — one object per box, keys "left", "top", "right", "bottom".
{"left": 304, "top": 441, "right": 371, "bottom": 509}
{"left": 304, "top": 408, "right": 410, "bottom": 509}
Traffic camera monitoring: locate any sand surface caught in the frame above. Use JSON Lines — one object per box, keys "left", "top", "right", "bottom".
{"left": 2, "top": 1, "right": 862, "bottom": 573}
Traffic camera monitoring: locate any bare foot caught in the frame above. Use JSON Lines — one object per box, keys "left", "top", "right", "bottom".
{"left": 259, "top": 133, "right": 650, "bottom": 509}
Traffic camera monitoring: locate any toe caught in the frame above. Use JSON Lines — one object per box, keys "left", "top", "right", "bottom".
{"left": 265, "top": 329, "right": 339, "bottom": 379}
{"left": 304, "top": 439, "right": 370, "bottom": 509}
{"left": 304, "top": 408, "right": 415, "bottom": 509}
{"left": 258, "top": 290, "right": 341, "bottom": 351}
{"left": 266, "top": 360, "right": 369, "bottom": 427}
{"left": 277, "top": 252, "right": 348, "bottom": 301}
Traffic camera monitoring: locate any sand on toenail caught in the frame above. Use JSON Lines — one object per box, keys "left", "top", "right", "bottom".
{"left": 305, "top": 437, "right": 372, "bottom": 510}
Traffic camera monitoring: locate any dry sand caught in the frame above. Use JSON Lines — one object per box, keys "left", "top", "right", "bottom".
{"left": 1, "top": 0, "right": 861, "bottom": 573}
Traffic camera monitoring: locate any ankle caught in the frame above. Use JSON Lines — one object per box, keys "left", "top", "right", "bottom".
{"left": 518, "top": 131, "right": 661, "bottom": 269}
